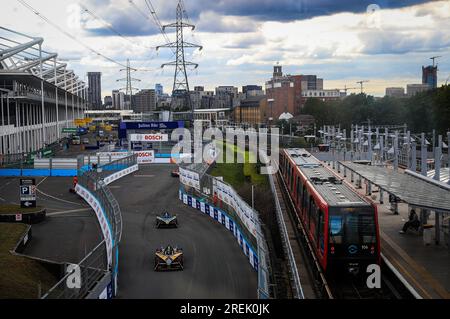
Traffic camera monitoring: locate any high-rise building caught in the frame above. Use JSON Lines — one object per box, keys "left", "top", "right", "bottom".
{"left": 155, "top": 84, "right": 163, "bottom": 96}
{"left": 112, "top": 90, "right": 125, "bottom": 110}
{"left": 422, "top": 65, "right": 437, "bottom": 89}
{"left": 133, "top": 89, "right": 156, "bottom": 113}
{"left": 385, "top": 87, "right": 405, "bottom": 98}
{"left": 194, "top": 86, "right": 204, "bottom": 92}
{"left": 87, "top": 72, "right": 102, "bottom": 109}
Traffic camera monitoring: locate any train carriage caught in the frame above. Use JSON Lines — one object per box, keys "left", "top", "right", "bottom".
{"left": 280, "top": 149, "right": 380, "bottom": 275}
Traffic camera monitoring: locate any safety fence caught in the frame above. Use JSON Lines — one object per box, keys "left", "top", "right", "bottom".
{"left": 0, "top": 138, "right": 69, "bottom": 168}
{"left": 179, "top": 162, "right": 271, "bottom": 299}
{"left": 41, "top": 240, "right": 108, "bottom": 299}
{"left": 41, "top": 154, "right": 136, "bottom": 299}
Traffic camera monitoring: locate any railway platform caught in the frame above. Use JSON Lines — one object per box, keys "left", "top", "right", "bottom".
{"left": 322, "top": 160, "right": 450, "bottom": 299}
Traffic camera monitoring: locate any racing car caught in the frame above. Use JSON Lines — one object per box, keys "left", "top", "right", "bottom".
{"left": 154, "top": 245, "right": 184, "bottom": 271}
{"left": 156, "top": 212, "right": 178, "bottom": 228}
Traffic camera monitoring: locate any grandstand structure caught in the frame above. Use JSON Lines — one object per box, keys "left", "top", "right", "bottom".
{"left": 0, "top": 27, "right": 89, "bottom": 155}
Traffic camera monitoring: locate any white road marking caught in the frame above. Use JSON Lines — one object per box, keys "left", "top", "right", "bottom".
{"left": 47, "top": 208, "right": 92, "bottom": 216}
{"left": 36, "top": 177, "right": 48, "bottom": 187}
{"left": 36, "top": 189, "right": 83, "bottom": 206}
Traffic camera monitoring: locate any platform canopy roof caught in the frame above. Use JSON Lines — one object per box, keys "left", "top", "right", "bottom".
{"left": 340, "top": 162, "right": 450, "bottom": 213}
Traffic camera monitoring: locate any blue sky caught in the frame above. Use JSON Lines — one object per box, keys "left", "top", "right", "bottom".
{"left": 2, "top": 0, "right": 450, "bottom": 97}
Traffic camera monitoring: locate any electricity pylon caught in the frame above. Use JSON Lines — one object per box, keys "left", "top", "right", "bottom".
{"left": 156, "top": 0, "right": 202, "bottom": 119}
{"left": 117, "top": 58, "right": 140, "bottom": 110}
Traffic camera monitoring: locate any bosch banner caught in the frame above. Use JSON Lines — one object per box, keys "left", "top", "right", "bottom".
{"left": 130, "top": 134, "right": 169, "bottom": 142}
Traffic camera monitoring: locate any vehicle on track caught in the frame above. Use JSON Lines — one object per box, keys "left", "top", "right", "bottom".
{"left": 156, "top": 212, "right": 178, "bottom": 228}
{"left": 280, "top": 148, "right": 380, "bottom": 276}
{"left": 154, "top": 245, "right": 184, "bottom": 271}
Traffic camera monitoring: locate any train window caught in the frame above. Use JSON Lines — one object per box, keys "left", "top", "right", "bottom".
{"left": 329, "top": 215, "right": 343, "bottom": 244}
{"left": 345, "top": 214, "right": 376, "bottom": 244}
{"left": 296, "top": 177, "right": 300, "bottom": 203}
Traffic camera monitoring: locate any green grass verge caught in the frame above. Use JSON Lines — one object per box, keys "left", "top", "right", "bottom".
{"left": 0, "top": 205, "right": 44, "bottom": 215}
{"left": 0, "top": 223, "right": 58, "bottom": 299}
{"left": 210, "top": 141, "right": 268, "bottom": 189}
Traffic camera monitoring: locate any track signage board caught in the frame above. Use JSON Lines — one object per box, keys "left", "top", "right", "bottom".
{"left": 130, "top": 134, "right": 169, "bottom": 142}
{"left": 19, "top": 178, "right": 36, "bottom": 208}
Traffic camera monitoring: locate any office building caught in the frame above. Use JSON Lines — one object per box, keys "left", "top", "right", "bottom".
{"left": 301, "top": 89, "right": 341, "bottom": 103}
{"left": 133, "top": 89, "right": 156, "bottom": 113}
{"left": 87, "top": 72, "right": 102, "bottom": 109}
{"left": 104, "top": 96, "right": 113, "bottom": 108}
{"left": 385, "top": 87, "right": 406, "bottom": 98}
{"left": 407, "top": 84, "right": 430, "bottom": 96}
{"left": 112, "top": 90, "right": 125, "bottom": 110}
{"left": 234, "top": 96, "right": 268, "bottom": 125}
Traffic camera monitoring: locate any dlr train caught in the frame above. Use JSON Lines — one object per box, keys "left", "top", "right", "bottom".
{"left": 280, "top": 149, "right": 380, "bottom": 275}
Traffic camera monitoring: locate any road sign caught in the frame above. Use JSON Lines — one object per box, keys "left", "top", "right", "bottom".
{"left": 20, "top": 178, "right": 36, "bottom": 208}
{"left": 62, "top": 128, "right": 78, "bottom": 133}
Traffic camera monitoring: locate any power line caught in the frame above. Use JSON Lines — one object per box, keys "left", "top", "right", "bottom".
{"left": 79, "top": 2, "right": 155, "bottom": 50}
{"left": 16, "top": 0, "right": 127, "bottom": 68}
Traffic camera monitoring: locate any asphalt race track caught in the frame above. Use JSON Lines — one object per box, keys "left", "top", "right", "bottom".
{"left": 0, "top": 176, "right": 101, "bottom": 263}
{"left": 111, "top": 165, "right": 257, "bottom": 299}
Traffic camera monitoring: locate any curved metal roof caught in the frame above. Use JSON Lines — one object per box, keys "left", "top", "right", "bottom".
{"left": 340, "top": 162, "right": 450, "bottom": 213}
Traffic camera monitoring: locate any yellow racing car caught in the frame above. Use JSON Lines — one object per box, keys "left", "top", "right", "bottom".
{"left": 154, "top": 245, "right": 184, "bottom": 271}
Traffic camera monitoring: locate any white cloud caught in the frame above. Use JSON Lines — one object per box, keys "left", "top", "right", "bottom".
{"left": 1, "top": 0, "right": 449, "bottom": 97}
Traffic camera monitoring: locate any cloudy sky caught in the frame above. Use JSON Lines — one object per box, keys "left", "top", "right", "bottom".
{"left": 2, "top": 0, "right": 450, "bottom": 98}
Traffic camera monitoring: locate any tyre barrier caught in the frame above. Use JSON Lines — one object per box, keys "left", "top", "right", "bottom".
{"left": 179, "top": 189, "right": 259, "bottom": 271}
{"left": 0, "top": 208, "right": 46, "bottom": 224}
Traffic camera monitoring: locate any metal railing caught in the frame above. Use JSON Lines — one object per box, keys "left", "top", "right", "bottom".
{"left": 42, "top": 154, "right": 135, "bottom": 299}
{"left": 42, "top": 240, "right": 108, "bottom": 299}
{"left": 77, "top": 155, "right": 137, "bottom": 244}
